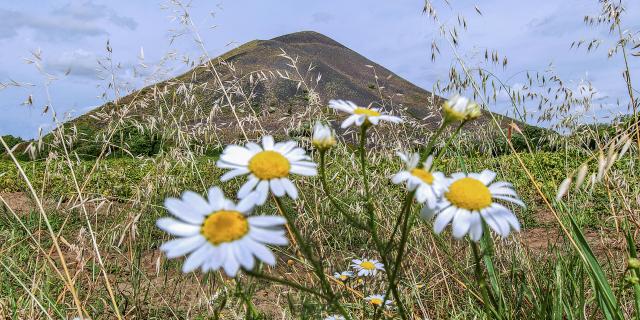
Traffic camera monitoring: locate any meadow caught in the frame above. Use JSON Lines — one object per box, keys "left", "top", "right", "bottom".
{"left": 1, "top": 1, "right": 639, "bottom": 319}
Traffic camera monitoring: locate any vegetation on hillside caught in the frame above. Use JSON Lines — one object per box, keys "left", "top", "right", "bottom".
{"left": 1, "top": 0, "right": 639, "bottom": 319}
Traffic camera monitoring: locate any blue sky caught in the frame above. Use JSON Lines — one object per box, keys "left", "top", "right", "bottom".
{"left": 0, "top": 0, "right": 638, "bottom": 138}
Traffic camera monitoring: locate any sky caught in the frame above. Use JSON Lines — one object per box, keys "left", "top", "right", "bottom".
{"left": 0, "top": 0, "right": 638, "bottom": 139}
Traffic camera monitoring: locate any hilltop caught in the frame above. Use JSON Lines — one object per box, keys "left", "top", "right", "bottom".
{"left": 47, "top": 31, "right": 527, "bottom": 157}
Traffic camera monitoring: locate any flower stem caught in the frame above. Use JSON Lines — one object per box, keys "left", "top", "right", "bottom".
{"left": 273, "top": 196, "right": 352, "bottom": 320}
{"left": 357, "top": 124, "right": 409, "bottom": 319}
{"left": 420, "top": 119, "right": 450, "bottom": 163}
{"left": 433, "top": 122, "right": 466, "bottom": 164}
{"left": 319, "top": 150, "right": 367, "bottom": 230}
{"left": 471, "top": 241, "right": 496, "bottom": 319}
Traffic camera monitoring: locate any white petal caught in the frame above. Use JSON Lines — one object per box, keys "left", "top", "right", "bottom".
{"left": 341, "top": 115, "right": 359, "bottom": 128}
{"left": 468, "top": 213, "right": 483, "bottom": 241}
{"left": 215, "top": 159, "right": 246, "bottom": 170}
{"left": 482, "top": 210, "right": 508, "bottom": 237}
{"left": 164, "top": 198, "right": 204, "bottom": 224}
{"left": 290, "top": 165, "right": 317, "bottom": 176}
{"left": 249, "top": 228, "right": 289, "bottom": 246}
{"left": 329, "top": 99, "right": 356, "bottom": 113}
{"left": 391, "top": 171, "right": 410, "bottom": 184}
{"left": 433, "top": 207, "right": 457, "bottom": 234}
{"left": 235, "top": 240, "right": 256, "bottom": 270}
{"left": 207, "top": 187, "right": 225, "bottom": 211}
{"left": 202, "top": 245, "right": 224, "bottom": 271}
{"left": 160, "top": 235, "right": 206, "bottom": 258}
{"left": 478, "top": 170, "right": 497, "bottom": 184}
{"left": 238, "top": 175, "right": 260, "bottom": 198}
{"left": 262, "top": 135, "right": 275, "bottom": 150}
{"left": 245, "top": 142, "right": 262, "bottom": 153}
{"left": 157, "top": 218, "right": 200, "bottom": 237}
{"left": 355, "top": 115, "right": 366, "bottom": 126}
{"left": 280, "top": 178, "right": 298, "bottom": 199}
{"left": 220, "top": 145, "right": 253, "bottom": 166}
{"left": 420, "top": 204, "right": 439, "bottom": 220}
{"left": 220, "top": 168, "right": 249, "bottom": 182}
{"left": 255, "top": 180, "right": 270, "bottom": 205}
{"left": 248, "top": 216, "right": 287, "bottom": 227}
{"left": 181, "top": 191, "right": 212, "bottom": 215}
{"left": 222, "top": 245, "right": 240, "bottom": 277}
{"left": 452, "top": 210, "right": 472, "bottom": 238}
{"left": 270, "top": 178, "right": 285, "bottom": 197}
{"left": 246, "top": 239, "right": 276, "bottom": 265}
{"left": 290, "top": 159, "right": 316, "bottom": 167}
{"left": 275, "top": 141, "right": 297, "bottom": 154}
{"left": 492, "top": 194, "right": 525, "bottom": 207}
{"left": 368, "top": 116, "right": 380, "bottom": 125}
{"left": 182, "top": 244, "right": 212, "bottom": 273}
{"left": 236, "top": 193, "right": 257, "bottom": 213}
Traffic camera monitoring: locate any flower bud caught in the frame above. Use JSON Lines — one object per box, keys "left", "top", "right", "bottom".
{"left": 629, "top": 258, "right": 640, "bottom": 269}
{"left": 443, "top": 95, "right": 481, "bottom": 122}
{"left": 312, "top": 121, "right": 336, "bottom": 150}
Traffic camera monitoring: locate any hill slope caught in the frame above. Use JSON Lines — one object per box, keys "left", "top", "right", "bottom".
{"left": 61, "top": 31, "right": 521, "bottom": 155}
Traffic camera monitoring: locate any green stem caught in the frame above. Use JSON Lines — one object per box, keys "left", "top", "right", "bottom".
{"left": 358, "top": 124, "right": 408, "bottom": 319}
{"left": 319, "top": 150, "right": 367, "bottom": 230}
{"left": 434, "top": 122, "right": 466, "bottom": 163}
{"left": 420, "top": 120, "right": 450, "bottom": 163}
{"left": 273, "top": 196, "right": 352, "bottom": 320}
{"left": 471, "top": 241, "right": 495, "bottom": 319}
{"left": 384, "top": 192, "right": 414, "bottom": 254}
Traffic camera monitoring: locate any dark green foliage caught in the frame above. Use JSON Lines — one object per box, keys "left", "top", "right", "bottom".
{"left": 0, "top": 135, "right": 24, "bottom": 151}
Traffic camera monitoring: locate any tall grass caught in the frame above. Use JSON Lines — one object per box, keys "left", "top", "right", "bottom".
{"left": 0, "top": 0, "right": 639, "bottom": 319}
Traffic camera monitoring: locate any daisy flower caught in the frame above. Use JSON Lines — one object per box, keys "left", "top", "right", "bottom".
{"left": 329, "top": 99, "right": 402, "bottom": 128}
{"left": 351, "top": 258, "right": 384, "bottom": 277}
{"left": 391, "top": 152, "right": 446, "bottom": 205}
{"left": 365, "top": 294, "right": 393, "bottom": 308}
{"left": 442, "top": 95, "right": 481, "bottom": 122}
{"left": 333, "top": 271, "right": 354, "bottom": 282}
{"left": 324, "top": 315, "right": 345, "bottom": 320}
{"left": 216, "top": 135, "right": 317, "bottom": 205}
{"left": 312, "top": 121, "right": 336, "bottom": 150}
{"left": 421, "top": 170, "right": 524, "bottom": 241}
{"left": 156, "top": 187, "right": 288, "bottom": 277}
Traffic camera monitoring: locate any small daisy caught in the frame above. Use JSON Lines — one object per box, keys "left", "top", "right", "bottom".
{"left": 329, "top": 99, "right": 402, "bottom": 128}
{"left": 351, "top": 258, "right": 384, "bottom": 277}
{"left": 156, "top": 187, "right": 289, "bottom": 277}
{"left": 421, "top": 170, "right": 524, "bottom": 241}
{"left": 391, "top": 152, "right": 446, "bottom": 205}
{"left": 442, "top": 95, "right": 481, "bottom": 122}
{"left": 365, "top": 294, "right": 392, "bottom": 308}
{"left": 312, "top": 121, "right": 336, "bottom": 150}
{"left": 333, "top": 271, "right": 354, "bottom": 282}
{"left": 324, "top": 315, "right": 345, "bottom": 320}
{"left": 216, "top": 135, "right": 317, "bottom": 205}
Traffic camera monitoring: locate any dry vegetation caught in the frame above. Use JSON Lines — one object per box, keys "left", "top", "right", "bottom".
{"left": 1, "top": 0, "right": 639, "bottom": 319}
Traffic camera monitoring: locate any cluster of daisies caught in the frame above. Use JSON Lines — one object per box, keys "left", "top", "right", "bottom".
{"left": 155, "top": 95, "right": 524, "bottom": 295}
{"left": 331, "top": 258, "right": 392, "bottom": 312}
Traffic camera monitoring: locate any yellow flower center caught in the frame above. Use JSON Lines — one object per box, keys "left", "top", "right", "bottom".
{"left": 248, "top": 150, "right": 290, "bottom": 180}
{"left": 445, "top": 177, "right": 492, "bottom": 210}
{"left": 410, "top": 168, "right": 434, "bottom": 184}
{"left": 354, "top": 107, "right": 381, "bottom": 117}
{"left": 369, "top": 298, "right": 383, "bottom": 306}
{"left": 360, "top": 261, "right": 376, "bottom": 270}
{"left": 201, "top": 210, "right": 249, "bottom": 245}
{"left": 339, "top": 275, "right": 348, "bottom": 281}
